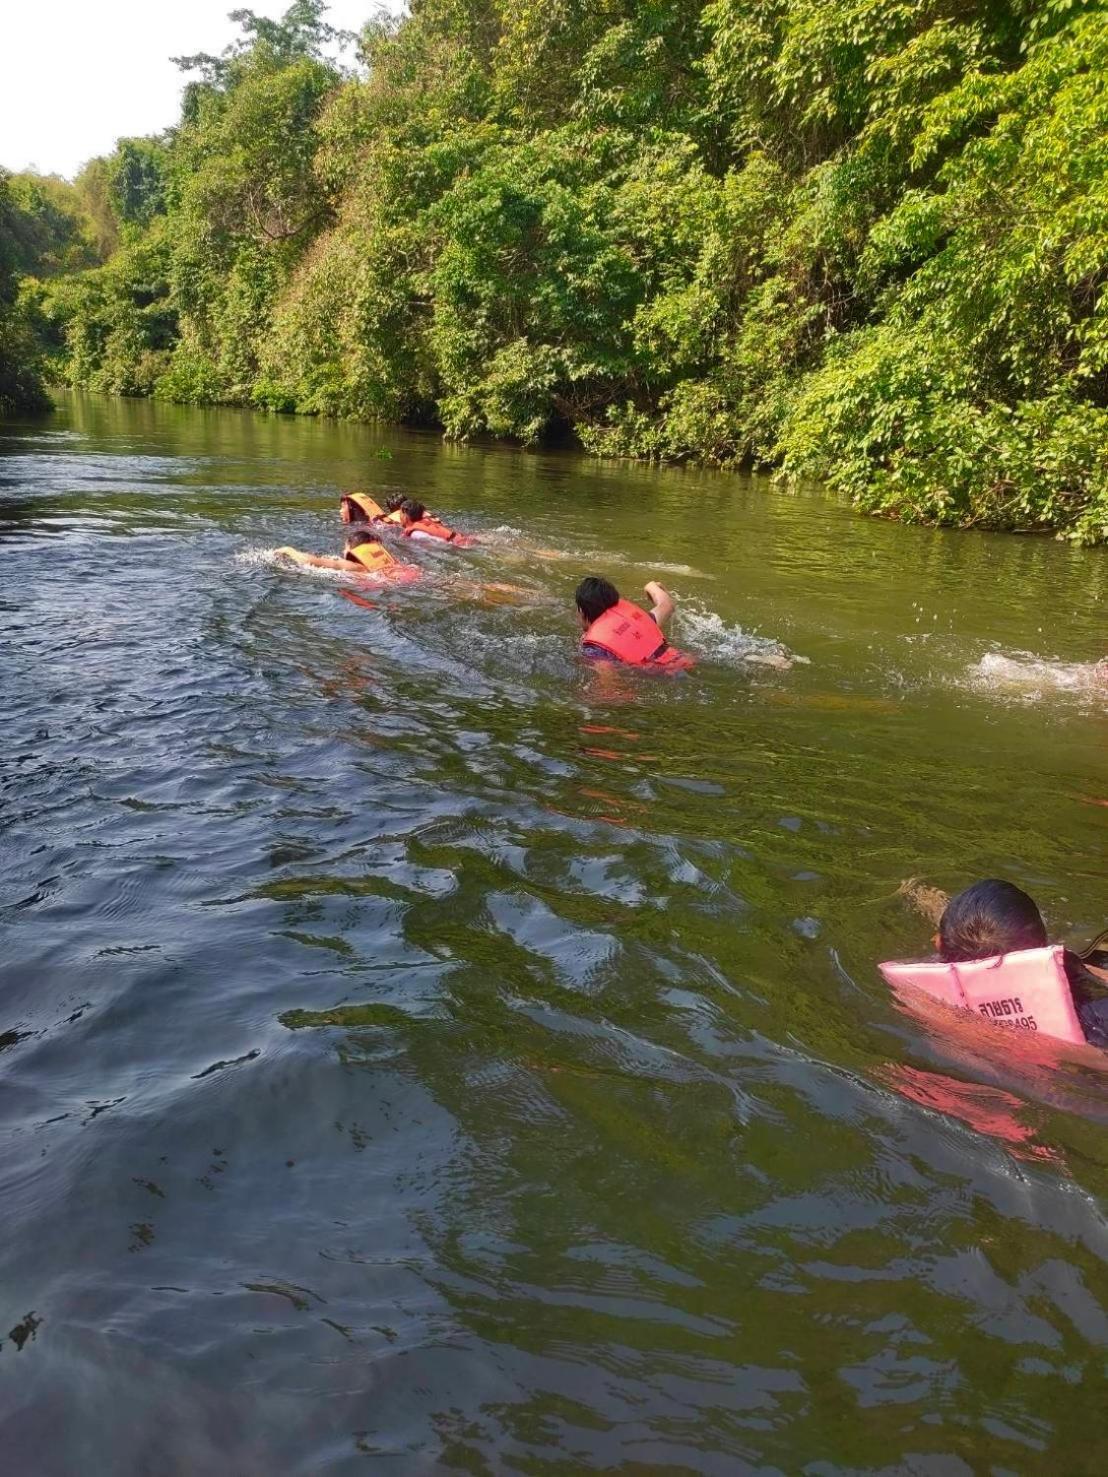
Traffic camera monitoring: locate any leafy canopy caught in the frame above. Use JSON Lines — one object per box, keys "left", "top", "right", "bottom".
{"left": 21, "top": 0, "right": 1108, "bottom": 541}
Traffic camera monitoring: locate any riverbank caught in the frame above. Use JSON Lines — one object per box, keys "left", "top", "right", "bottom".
{"left": 11, "top": 0, "right": 1107, "bottom": 544}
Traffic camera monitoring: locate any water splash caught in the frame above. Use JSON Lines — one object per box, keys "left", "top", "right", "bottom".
{"left": 236, "top": 547, "right": 359, "bottom": 582}
{"left": 637, "top": 561, "right": 713, "bottom": 578}
{"left": 522, "top": 540, "right": 714, "bottom": 578}
{"left": 234, "top": 546, "right": 283, "bottom": 570}
{"left": 964, "top": 651, "right": 1107, "bottom": 704}
{"left": 678, "top": 603, "right": 805, "bottom": 670}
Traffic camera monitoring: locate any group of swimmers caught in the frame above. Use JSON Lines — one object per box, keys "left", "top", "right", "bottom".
{"left": 275, "top": 489, "right": 1106, "bottom": 1054}
{"left": 275, "top": 489, "right": 695, "bottom": 670}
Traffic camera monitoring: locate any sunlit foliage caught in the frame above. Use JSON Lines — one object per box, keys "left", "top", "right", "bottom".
{"left": 27, "top": 0, "right": 1108, "bottom": 539}
{"left": 0, "top": 166, "right": 109, "bottom": 411}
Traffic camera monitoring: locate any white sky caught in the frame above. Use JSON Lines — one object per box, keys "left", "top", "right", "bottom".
{"left": 0, "top": 1, "right": 395, "bottom": 180}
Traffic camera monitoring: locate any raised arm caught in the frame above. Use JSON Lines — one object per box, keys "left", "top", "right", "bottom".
{"left": 643, "top": 580, "right": 675, "bottom": 631}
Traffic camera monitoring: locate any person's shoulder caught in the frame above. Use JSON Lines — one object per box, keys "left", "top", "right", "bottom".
{"left": 1077, "top": 995, "right": 1108, "bottom": 1047}
{"left": 1064, "top": 949, "right": 1105, "bottom": 993}
{"left": 1063, "top": 950, "right": 1108, "bottom": 1046}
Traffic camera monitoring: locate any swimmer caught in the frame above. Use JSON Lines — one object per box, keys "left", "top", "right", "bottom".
{"left": 340, "top": 492, "right": 410, "bottom": 525}
{"left": 889, "top": 877, "right": 1108, "bottom": 1046}
{"left": 575, "top": 575, "right": 695, "bottom": 672}
{"left": 274, "top": 527, "right": 420, "bottom": 581}
{"left": 340, "top": 492, "right": 384, "bottom": 524}
{"left": 275, "top": 530, "right": 538, "bottom": 604}
{"left": 398, "top": 499, "right": 475, "bottom": 546}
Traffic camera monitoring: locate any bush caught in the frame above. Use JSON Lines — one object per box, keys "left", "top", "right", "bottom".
{"left": 30, "top": 0, "right": 1108, "bottom": 540}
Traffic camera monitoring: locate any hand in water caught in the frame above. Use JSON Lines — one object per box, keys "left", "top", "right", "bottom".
{"left": 898, "top": 877, "right": 950, "bottom": 927}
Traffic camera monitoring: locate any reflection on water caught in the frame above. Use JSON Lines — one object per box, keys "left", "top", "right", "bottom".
{"left": 1, "top": 391, "right": 1107, "bottom": 1471}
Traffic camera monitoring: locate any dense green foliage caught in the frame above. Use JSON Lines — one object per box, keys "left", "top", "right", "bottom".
{"left": 0, "top": 172, "right": 50, "bottom": 413}
{"left": 23, "top": 0, "right": 1108, "bottom": 538}
{"left": 0, "top": 165, "right": 114, "bottom": 411}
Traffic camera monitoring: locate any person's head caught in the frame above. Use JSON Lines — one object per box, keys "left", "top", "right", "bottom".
{"left": 575, "top": 575, "right": 620, "bottom": 629}
{"left": 344, "top": 527, "right": 382, "bottom": 553}
{"left": 400, "top": 499, "right": 425, "bottom": 526}
{"left": 341, "top": 494, "right": 376, "bottom": 524}
{"left": 937, "top": 879, "right": 1048, "bottom": 963}
{"left": 385, "top": 493, "right": 406, "bottom": 513}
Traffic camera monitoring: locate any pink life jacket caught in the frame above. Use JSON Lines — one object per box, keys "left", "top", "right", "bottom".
{"left": 582, "top": 598, "right": 695, "bottom": 672}
{"left": 879, "top": 945, "right": 1085, "bottom": 1045}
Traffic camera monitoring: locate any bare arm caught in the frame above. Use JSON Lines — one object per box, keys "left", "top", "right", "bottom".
{"left": 644, "top": 580, "right": 675, "bottom": 632}
{"left": 275, "top": 547, "right": 352, "bottom": 572}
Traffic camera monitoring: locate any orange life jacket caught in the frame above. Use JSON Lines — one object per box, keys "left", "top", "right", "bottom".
{"left": 380, "top": 510, "right": 405, "bottom": 525}
{"left": 404, "top": 515, "right": 473, "bottom": 546}
{"left": 581, "top": 598, "right": 695, "bottom": 672}
{"left": 342, "top": 492, "right": 385, "bottom": 522}
{"left": 879, "top": 946, "right": 1085, "bottom": 1045}
{"left": 344, "top": 539, "right": 396, "bottom": 575}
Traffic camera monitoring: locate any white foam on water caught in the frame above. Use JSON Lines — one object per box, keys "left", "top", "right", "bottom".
{"left": 678, "top": 603, "right": 805, "bottom": 670}
{"left": 643, "top": 561, "right": 714, "bottom": 579}
{"left": 235, "top": 547, "right": 350, "bottom": 581}
{"left": 235, "top": 546, "right": 280, "bottom": 569}
{"left": 488, "top": 631, "right": 567, "bottom": 659}
{"left": 963, "top": 651, "right": 1107, "bottom": 704}
{"left": 531, "top": 542, "right": 714, "bottom": 578}
{"left": 596, "top": 552, "right": 714, "bottom": 578}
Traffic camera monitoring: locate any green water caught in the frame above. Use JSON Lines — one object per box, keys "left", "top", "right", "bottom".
{"left": 1, "top": 390, "right": 1107, "bottom": 1473}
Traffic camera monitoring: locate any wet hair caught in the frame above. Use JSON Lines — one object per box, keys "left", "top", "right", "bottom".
{"left": 401, "top": 499, "right": 425, "bottom": 522}
{"left": 575, "top": 576, "right": 620, "bottom": 624}
{"left": 385, "top": 493, "right": 406, "bottom": 513}
{"left": 345, "top": 527, "right": 382, "bottom": 551}
{"left": 340, "top": 493, "right": 373, "bottom": 523}
{"left": 938, "top": 879, "right": 1048, "bottom": 963}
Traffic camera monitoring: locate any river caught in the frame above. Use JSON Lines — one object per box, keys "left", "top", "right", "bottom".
{"left": 2, "top": 391, "right": 1107, "bottom": 1472}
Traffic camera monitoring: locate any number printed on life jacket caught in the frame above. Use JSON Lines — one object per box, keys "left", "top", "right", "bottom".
{"left": 978, "top": 996, "right": 1038, "bottom": 1030}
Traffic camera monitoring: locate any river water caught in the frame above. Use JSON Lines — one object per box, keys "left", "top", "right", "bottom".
{"left": 2, "top": 391, "right": 1107, "bottom": 1473}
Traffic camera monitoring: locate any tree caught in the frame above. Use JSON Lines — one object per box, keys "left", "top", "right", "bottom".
{"left": 0, "top": 170, "right": 51, "bottom": 412}
{"left": 37, "top": 0, "right": 1108, "bottom": 540}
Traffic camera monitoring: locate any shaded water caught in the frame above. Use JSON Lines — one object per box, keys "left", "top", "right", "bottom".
{"left": 2, "top": 392, "right": 1107, "bottom": 1473}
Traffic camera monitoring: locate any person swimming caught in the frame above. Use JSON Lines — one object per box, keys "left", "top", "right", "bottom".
{"left": 272, "top": 528, "right": 542, "bottom": 608}
{"left": 340, "top": 492, "right": 410, "bottom": 525}
{"left": 340, "top": 493, "right": 382, "bottom": 524}
{"left": 274, "top": 527, "right": 421, "bottom": 581}
{"left": 885, "top": 878, "right": 1108, "bottom": 1045}
{"left": 575, "top": 575, "right": 694, "bottom": 672}
{"left": 398, "top": 499, "right": 475, "bottom": 546}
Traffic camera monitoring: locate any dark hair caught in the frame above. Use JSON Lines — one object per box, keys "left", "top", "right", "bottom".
{"left": 385, "top": 493, "right": 406, "bottom": 512}
{"left": 575, "top": 576, "right": 620, "bottom": 624}
{"left": 938, "top": 879, "right": 1048, "bottom": 962}
{"left": 345, "top": 527, "right": 382, "bottom": 550}
{"left": 340, "top": 493, "right": 371, "bottom": 523}
{"left": 401, "top": 499, "right": 425, "bottom": 522}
